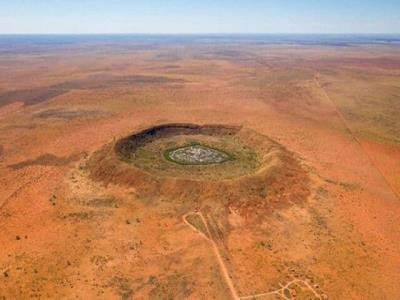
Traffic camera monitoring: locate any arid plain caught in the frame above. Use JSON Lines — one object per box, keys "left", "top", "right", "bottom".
{"left": 0, "top": 36, "right": 400, "bottom": 299}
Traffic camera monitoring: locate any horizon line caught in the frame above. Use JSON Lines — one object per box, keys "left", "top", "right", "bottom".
{"left": 0, "top": 32, "right": 399, "bottom": 36}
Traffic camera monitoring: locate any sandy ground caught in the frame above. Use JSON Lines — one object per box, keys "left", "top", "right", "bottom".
{"left": 0, "top": 39, "right": 399, "bottom": 299}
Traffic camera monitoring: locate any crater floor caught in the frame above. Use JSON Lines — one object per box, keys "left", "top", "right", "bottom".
{"left": 113, "top": 123, "right": 261, "bottom": 180}
{"left": 166, "top": 144, "right": 230, "bottom": 165}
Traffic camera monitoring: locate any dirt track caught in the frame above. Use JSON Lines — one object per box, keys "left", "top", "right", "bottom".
{"left": 183, "top": 212, "right": 323, "bottom": 300}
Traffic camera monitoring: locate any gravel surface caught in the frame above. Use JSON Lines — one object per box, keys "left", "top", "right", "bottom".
{"left": 168, "top": 145, "right": 229, "bottom": 164}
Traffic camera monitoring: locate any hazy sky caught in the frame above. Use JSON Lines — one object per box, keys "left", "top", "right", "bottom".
{"left": 0, "top": 0, "right": 399, "bottom": 34}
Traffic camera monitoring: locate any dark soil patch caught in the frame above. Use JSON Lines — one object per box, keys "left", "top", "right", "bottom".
{"left": 84, "top": 196, "right": 117, "bottom": 208}
{"left": 0, "top": 88, "right": 68, "bottom": 107}
{"left": 56, "top": 74, "right": 185, "bottom": 90}
{"left": 62, "top": 211, "right": 98, "bottom": 221}
{"left": 148, "top": 274, "right": 194, "bottom": 300}
{"left": 0, "top": 74, "right": 185, "bottom": 107}
{"left": 109, "top": 277, "right": 134, "bottom": 300}
{"left": 53, "top": 74, "right": 185, "bottom": 90}
{"left": 8, "top": 152, "right": 83, "bottom": 170}
{"left": 34, "top": 109, "right": 98, "bottom": 120}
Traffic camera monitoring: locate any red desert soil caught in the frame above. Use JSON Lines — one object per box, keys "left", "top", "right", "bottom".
{"left": 0, "top": 40, "right": 399, "bottom": 299}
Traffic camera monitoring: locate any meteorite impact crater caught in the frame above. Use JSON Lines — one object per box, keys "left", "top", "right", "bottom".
{"left": 88, "top": 123, "right": 310, "bottom": 215}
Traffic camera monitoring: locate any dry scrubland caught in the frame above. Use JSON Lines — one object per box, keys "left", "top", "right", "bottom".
{"left": 0, "top": 38, "right": 400, "bottom": 299}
